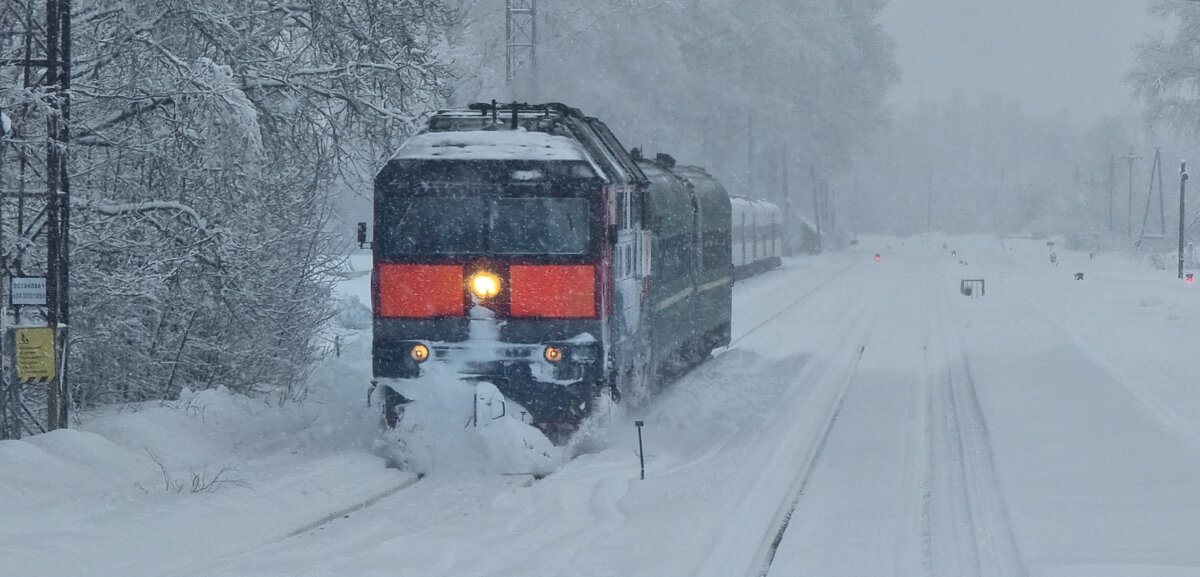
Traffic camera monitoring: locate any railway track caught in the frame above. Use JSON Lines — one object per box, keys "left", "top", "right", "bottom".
{"left": 178, "top": 262, "right": 865, "bottom": 576}
{"left": 177, "top": 252, "right": 1029, "bottom": 577}
{"left": 989, "top": 246, "right": 1200, "bottom": 452}
{"left": 725, "top": 262, "right": 860, "bottom": 351}
{"left": 745, "top": 253, "right": 1027, "bottom": 577}
{"left": 21, "top": 243, "right": 1200, "bottom": 577}
{"left": 754, "top": 340, "right": 868, "bottom": 577}
{"left": 923, "top": 277, "right": 1027, "bottom": 577}
{"left": 183, "top": 252, "right": 1033, "bottom": 577}
{"left": 688, "top": 258, "right": 885, "bottom": 577}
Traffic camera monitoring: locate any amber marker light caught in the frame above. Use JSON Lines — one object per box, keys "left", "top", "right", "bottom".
{"left": 544, "top": 346, "right": 564, "bottom": 363}
{"left": 410, "top": 343, "right": 430, "bottom": 363}
{"left": 470, "top": 272, "right": 501, "bottom": 300}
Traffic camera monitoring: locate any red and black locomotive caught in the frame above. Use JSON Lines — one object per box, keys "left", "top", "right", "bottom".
{"left": 370, "top": 102, "right": 734, "bottom": 435}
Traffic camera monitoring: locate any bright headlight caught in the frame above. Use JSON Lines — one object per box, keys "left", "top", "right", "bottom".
{"left": 470, "top": 272, "right": 500, "bottom": 300}
{"left": 410, "top": 343, "right": 430, "bottom": 363}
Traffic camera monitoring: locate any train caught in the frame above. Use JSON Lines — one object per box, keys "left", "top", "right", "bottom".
{"left": 731, "top": 195, "right": 784, "bottom": 280}
{"left": 368, "top": 102, "right": 783, "bottom": 437}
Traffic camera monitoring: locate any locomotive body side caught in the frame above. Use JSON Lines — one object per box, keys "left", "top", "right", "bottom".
{"left": 676, "top": 165, "right": 733, "bottom": 355}
{"left": 639, "top": 159, "right": 733, "bottom": 379}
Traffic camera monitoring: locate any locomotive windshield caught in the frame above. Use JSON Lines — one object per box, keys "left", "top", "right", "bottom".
{"left": 389, "top": 195, "right": 589, "bottom": 255}
{"left": 376, "top": 159, "right": 600, "bottom": 258}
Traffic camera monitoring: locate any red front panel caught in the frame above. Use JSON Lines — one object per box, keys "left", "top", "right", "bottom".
{"left": 377, "top": 263, "right": 464, "bottom": 318}
{"left": 510, "top": 265, "right": 597, "bottom": 318}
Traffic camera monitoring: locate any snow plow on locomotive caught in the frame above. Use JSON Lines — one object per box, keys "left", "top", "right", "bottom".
{"left": 368, "top": 102, "right": 748, "bottom": 439}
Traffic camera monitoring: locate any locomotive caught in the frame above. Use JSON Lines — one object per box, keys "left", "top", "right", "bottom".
{"left": 369, "top": 102, "right": 773, "bottom": 436}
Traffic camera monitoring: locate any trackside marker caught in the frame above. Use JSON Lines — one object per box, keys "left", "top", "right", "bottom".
{"left": 636, "top": 420, "right": 645, "bottom": 480}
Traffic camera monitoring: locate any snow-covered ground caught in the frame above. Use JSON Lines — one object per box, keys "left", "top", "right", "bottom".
{"left": 4, "top": 234, "right": 1200, "bottom": 577}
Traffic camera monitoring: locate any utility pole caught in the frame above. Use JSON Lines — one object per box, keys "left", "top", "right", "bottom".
{"left": 1121, "top": 147, "right": 1141, "bottom": 238}
{"left": 747, "top": 116, "right": 754, "bottom": 196}
{"left": 828, "top": 183, "right": 836, "bottom": 233}
{"left": 1108, "top": 155, "right": 1116, "bottom": 232}
{"left": 926, "top": 169, "right": 933, "bottom": 233}
{"left": 43, "top": 0, "right": 71, "bottom": 431}
{"left": 781, "top": 143, "right": 792, "bottom": 256}
{"left": 1141, "top": 148, "right": 1166, "bottom": 238}
{"left": 505, "top": 0, "right": 537, "bottom": 98}
{"left": 57, "top": 0, "right": 72, "bottom": 431}
{"left": 811, "top": 165, "right": 822, "bottom": 253}
{"left": 0, "top": 114, "right": 8, "bottom": 440}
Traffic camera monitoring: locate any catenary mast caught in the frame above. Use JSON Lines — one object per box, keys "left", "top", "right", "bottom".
{"left": 506, "top": 0, "right": 537, "bottom": 98}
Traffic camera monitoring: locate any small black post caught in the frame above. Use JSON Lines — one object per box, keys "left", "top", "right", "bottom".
{"left": 635, "top": 420, "right": 645, "bottom": 480}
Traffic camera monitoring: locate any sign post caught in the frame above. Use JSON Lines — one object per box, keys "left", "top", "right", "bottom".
{"left": 1180, "top": 161, "right": 1188, "bottom": 280}
{"left": 15, "top": 327, "right": 55, "bottom": 383}
{"left": 10, "top": 277, "right": 47, "bottom": 306}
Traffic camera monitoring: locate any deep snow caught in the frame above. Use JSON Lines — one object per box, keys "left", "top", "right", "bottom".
{"left": 3, "top": 234, "right": 1200, "bottom": 577}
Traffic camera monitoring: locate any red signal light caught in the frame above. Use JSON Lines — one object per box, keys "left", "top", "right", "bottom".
{"left": 377, "top": 264, "right": 463, "bottom": 318}
{"left": 874, "top": 253, "right": 881, "bottom": 262}
{"left": 1188, "top": 273, "right": 1194, "bottom": 284}
{"left": 510, "top": 265, "right": 597, "bottom": 318}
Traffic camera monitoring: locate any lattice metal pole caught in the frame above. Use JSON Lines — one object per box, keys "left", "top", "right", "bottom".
{"left": 506, "top": 0, "right": 537, "bottom": 95}
{"left": 0, "top": 0, "right": 71, "bottom": 436}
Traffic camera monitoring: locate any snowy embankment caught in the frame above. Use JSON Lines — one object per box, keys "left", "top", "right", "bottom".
{"left": 4, "top": 237, "right": 1200, "bottom": 577}
{"left": 0, "top": 253, "right": 414, "bottom": 576}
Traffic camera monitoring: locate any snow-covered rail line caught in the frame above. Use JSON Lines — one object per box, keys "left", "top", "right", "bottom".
{"left": 927, "top": 285, "right": 1027, "bottom": 577}
{"left": 12, "top": 238, "right": 1200, "bottom": 577}
{"left": 726, "top": 262, "right": 859, "bottom": 350}
{"left": 695, "top": 261, "right": 888, "bottom": 577}
{"left": 757, "top": 251, "right": 1028, "bottom": 576}
{"left": 1017, "top": 291, "right": 1200, "bottom": 452}
{"left": 755, "top": 342, "right": 867, "bottom": 577}
{"left": 278, "top": 475, "right": 424, "bottom": 541}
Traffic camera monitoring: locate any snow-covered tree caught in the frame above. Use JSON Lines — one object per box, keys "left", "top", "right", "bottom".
{"left": 1130, "top": 1, "right": 1200, "bottom": 134}
{"left": 1, "top": 0, "right": 456, "bottom": 406}
{"left": 449, "top": 0, "right": 897, "bottom": 205}
{"left": 1129, "top": 0, "right": 1200, "bottom": 242}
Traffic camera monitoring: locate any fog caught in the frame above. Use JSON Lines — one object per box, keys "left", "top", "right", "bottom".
{"left": 855, "top": 2, "right": 1193, "bottom": 240}
{"left": 883, "top": 0, "right": 1158, "bottom": 119}
{"left": 435, "top": 1, "right": 1195, "bottom": 245}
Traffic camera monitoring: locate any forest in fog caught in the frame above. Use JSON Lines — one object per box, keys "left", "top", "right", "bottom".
{"left": 1, "top": 0, "right": 1198, "bottom": 413}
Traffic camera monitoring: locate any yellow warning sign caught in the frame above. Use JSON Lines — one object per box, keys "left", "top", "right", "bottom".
{"left": 16, "top": 327, "right": 55, "bottom": 383}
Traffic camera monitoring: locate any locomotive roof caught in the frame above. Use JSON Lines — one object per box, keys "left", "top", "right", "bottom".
{"left": 391, "top": 129, "right": 591, "bottom": 163}
{"left": 391, "top": 102, "right": 648, "bottom": 186}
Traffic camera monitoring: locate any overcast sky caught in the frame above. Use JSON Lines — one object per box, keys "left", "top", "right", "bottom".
{"left": 880, "top": 0, "right": 1165, "bottom": 120}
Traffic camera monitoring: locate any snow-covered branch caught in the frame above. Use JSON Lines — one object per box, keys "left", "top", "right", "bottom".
{"left": 79, "top": 199, "right": 210, "bottom": 230}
